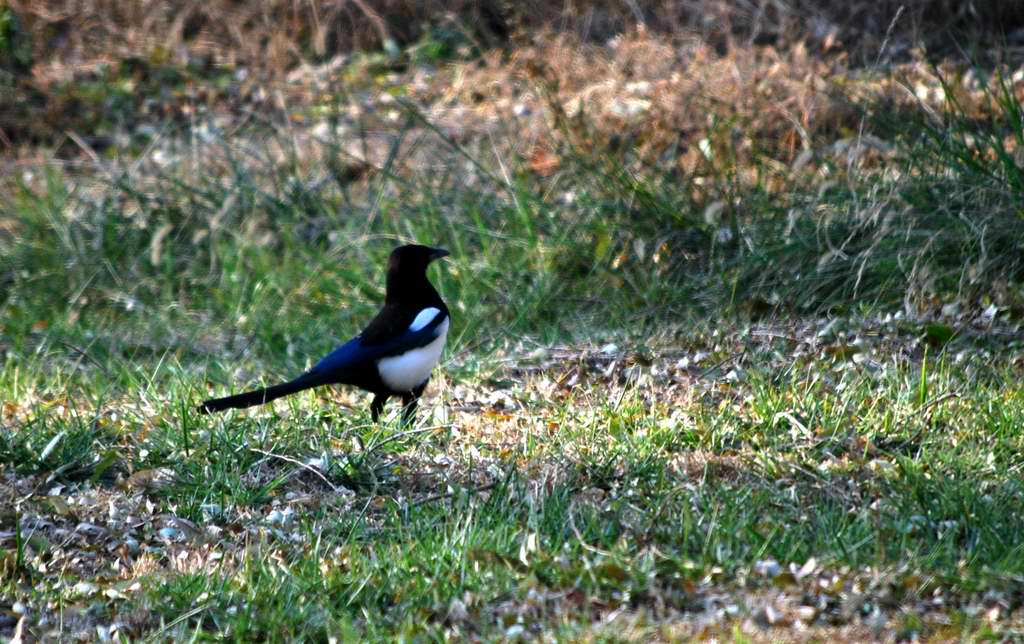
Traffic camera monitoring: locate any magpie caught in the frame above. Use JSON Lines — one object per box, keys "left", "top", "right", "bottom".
{"left": 199, "top": 244, "right": 451, "bottom": 423}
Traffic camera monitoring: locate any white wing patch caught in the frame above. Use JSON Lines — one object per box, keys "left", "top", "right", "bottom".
{"left": 378, "top": 316, "right": 449, "bottom": 392}
{"left": 409, "top": 307, "right": 442, "bottom": 332}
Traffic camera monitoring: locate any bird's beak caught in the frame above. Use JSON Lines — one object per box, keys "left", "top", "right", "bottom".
{"left": 429, "top": 248, "right": 450, "bottom": 261}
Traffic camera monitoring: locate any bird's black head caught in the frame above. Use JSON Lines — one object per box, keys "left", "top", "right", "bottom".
{"left": 388, "top": 244, "right": 449, "bottom": 274}
{"left": 385, "top": 244, "right": 449, "bottom": 304}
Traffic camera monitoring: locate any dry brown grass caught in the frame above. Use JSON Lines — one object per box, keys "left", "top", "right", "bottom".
{"left": 4, "top": 0, "right": 1023, "bottom": 158}
{"left": 418, "top": 29, "right": 1024, "bottom": 199}
{"left": 7, "top": 0, "right": 1024, "bottom": 84}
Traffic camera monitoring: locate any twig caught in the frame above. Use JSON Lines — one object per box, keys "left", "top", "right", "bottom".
{"left": 879, "top": 390, "right": 963, "bottom": 456}
{"left": 57, "top": 339, "right": 111, "bottom": 377}
{"left": 410, "top": 481, "right": 497, "bottom": 507}
{"left": 65, "top": 130, "right": 106, "bottom": 174}
{"left": 350, "top": 0, "right": 396, "bottom": 55}
{"left": 249, "top": 448, "right": 340, "bottom": 493}
{"left": 569, "top": 506, "right": 613, "bottom": 557}
{"left": 912, "top": 390, "right": 962, "bottom": 419}
{"left": 696, "top": 348, "right": 745, "bottom": 379}
{"left": 146, "top": 602, "right": 213, "bottom": 642}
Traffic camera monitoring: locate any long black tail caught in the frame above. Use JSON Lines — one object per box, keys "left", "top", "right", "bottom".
{"left": 198, "top": 373, "right": 327, "bottom": 414}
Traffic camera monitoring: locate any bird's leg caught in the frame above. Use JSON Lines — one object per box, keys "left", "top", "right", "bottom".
{"left": 400, "top": 383, "right": 427, "bottom": 425}
{"left": 370, "top": 394, "right": 388, "bottom": 423}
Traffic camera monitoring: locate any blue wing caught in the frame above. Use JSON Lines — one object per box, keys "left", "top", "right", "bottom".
{"left": 310, "top": 337, "right": 372, "bottom": 375}
{"left": 309, "top": 313, "right": 447, "bottom": 378}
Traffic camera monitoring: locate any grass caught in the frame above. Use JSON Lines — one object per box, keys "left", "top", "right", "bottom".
{"left": 3, "top": 27, "right": 1024, "bottom": 642}
{"left": 3, "top": 327, "right": 1024, "bottom": 639}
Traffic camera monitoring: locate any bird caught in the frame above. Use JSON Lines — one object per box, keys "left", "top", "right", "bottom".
{"left": 199, "top": 244, "right": 451, "bottom": 423}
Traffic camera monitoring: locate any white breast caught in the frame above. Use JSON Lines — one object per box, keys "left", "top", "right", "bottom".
{"left": 378, "top": 316, "right": 449, "bottom": 392}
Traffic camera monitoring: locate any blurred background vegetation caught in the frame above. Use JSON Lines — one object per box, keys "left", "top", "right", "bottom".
{"left": 2, "top": 0, "right": 1024, "bottom": 359}
{"left": 4, "top": 1, "right": 1024, "bottom": 144}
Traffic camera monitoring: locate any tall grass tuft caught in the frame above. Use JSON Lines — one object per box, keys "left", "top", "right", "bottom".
{"left": 726, "top": 68, "right": 1024, "bottom": 314}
